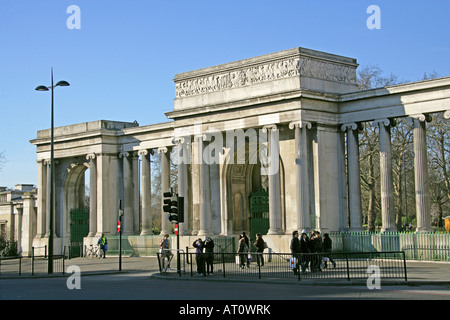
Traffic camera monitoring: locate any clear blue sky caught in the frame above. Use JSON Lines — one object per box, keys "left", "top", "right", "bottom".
{"left": 0, "top": 0, "right": 449, "bottom": 189}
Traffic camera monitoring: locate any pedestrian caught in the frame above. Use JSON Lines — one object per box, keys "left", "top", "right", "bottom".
{"left": 290, "top": 230, "right": 301, "bottom": 275}
{"left": 242, "top": 232, "right": 251, "bottom": 267}
{"left": 159, "top": 233, "right": 173, "bottom": 270}
{"left": 299, "top": 231, "right": 310, "bottom": 273}
{"left": 323, "top": 233, "right": 336, "bottom": 268}
{"left": 254, "top": 233, "right": 265, "bottom": 267}
{"left": 237, "top": 234, "right": 248, "bottom": 269}
{"left": 193, "top": 238, "right": 206, "bottom": 276}
{"left": 314, "top": 231, "right": 324, "bottom": 271}
{"left": 97, "top": 233, "right": 108, "bottom": 259}
{"left": 204, "top": 237, "right": 215, "bottom": 275}
{"left": 308, "top": 230, "right": 322, "bottom": 272}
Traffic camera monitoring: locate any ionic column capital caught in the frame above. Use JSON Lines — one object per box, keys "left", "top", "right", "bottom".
{"left": 340, "top": 122, "right": 363, "bottom": 132}
{"left": 372, "top": 118, "right": 396, "bottom": 127}
{"left": 444, "top": 110, "right": 450, "bottom": 119}
{"left": 137, "top": 149, "right": 148, "bottom": 156}
{"left": 172, "top": 136, "right": 186, "bottom": 145}
{"left": 86, "top": 153, "right": 96, "bottom": 160}
{"left": 138, "top": 149, "right": 154, "bottom": 157}
{"left": 289, "top": 121, "right": 312, "bottom": 130}
{"left": 193, "top": 134, "right": 209, "bottom": 143}
{"left": 407, "top": 113, "right": 433, "bottom": 125}
{"left": 119, "top": 151, "right": 129, "bottom": 158}
{"left": 262, "top": 124, "right": 278, "bottom": 133}
{"left": 157, "top": 146, "right": 169, "bottom": 154}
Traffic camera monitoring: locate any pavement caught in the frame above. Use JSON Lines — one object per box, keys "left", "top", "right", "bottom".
{"left": 2, "top": 255, "right": 450, "bottom": 287}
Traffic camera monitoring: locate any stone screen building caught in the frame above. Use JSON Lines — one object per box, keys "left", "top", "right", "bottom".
{"left": 28, "top": 47, "right": 450, "bottom": 254}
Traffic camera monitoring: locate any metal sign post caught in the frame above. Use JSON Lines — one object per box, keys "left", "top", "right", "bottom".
{"left": 119, "top": 200, "right": 123, "bottom": 272}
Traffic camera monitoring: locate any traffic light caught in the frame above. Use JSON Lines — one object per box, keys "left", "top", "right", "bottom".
{"left": 178, "top": 196, "right": 184, "bottom": 223}
{"left": 163, "top": 190, "right": 179, "bottom": 223}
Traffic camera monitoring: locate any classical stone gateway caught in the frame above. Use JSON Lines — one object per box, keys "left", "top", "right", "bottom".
{"left": 30, "top": 47, "right": 450, "bottom": 254}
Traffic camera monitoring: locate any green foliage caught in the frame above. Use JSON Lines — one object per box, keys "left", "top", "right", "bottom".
{"left": 0, "top": 236, "right": 18, "bottom": 257}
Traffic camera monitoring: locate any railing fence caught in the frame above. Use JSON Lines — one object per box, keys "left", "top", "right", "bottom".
{"left": 0, "top": 246, "right": 67, "bottom": 278}
{"left": 330, "top": 232, "right": 450, "bottom": 261}
{"left": 157, "top": 251, "right": 407, "bottom": 282}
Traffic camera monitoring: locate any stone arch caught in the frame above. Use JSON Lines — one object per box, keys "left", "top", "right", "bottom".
{"left": 221, "top": 136, "right": 285, "bottom": 236}
{"left": 62, "top": 159, "right": 89, "bottom": 243}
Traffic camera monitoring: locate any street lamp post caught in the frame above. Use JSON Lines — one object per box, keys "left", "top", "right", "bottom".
{"left": 35, "top": 68, "right": 70, "bottom": 274}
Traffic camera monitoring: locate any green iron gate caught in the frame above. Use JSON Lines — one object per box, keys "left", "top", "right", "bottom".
{"left": 249, "top": 188, "right": 269, "bottom": 243}
{"left": 70, "top": 208, "right": 89, "bottom": 257}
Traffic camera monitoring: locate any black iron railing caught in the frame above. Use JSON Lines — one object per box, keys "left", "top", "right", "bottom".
{"left": 158, "top": 251, "right": 407, "bottom": 282}
{"left": 0, "top": 247, "right": 67, "bottom": 278}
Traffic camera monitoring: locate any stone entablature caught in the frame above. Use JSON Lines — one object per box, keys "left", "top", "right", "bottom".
{"left": 174, "top": 47, "right": 359, "bottom": 111}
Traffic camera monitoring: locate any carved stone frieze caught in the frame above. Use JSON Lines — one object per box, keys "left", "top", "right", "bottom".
{"left": 175, "top": 56, "right": 357, "bottom": 98}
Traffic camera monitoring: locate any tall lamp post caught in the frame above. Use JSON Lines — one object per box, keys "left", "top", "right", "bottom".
{"left": 35, "top": 68, "right": 70, "bottom": 274}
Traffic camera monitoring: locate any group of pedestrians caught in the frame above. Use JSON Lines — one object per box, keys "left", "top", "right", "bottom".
{"left": 290, "top": 230, "right": 336, "bottom": 275}
{"left": 159, "top": 230, "right": 336, "bottom": 277}
{"left": 237, "top": 232, "right": 266, "bottom": 269}
{"left": 192, "top": 236, "right": 215, "bottom": 276}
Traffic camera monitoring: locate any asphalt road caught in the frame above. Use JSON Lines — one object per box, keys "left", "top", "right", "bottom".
{"left": 1, "top": 271, "right": 450, "bottom": 301}
{"left": 1, "top": 272, "right": 448, "bottom": 319}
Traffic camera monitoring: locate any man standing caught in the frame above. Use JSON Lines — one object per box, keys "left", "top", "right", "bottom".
{"left": 254, "top": 233, "right": 265, "bottom": 267}
{"left": 97, "top": 233, "right": 108, "bottom": 259}
{"left": 323, "top": 233, "right": 336, "bottom": 268}
{"left": 204, "top": 237, "right": 215, "bottom": 275}
{"left": 159, "top": 233, "right": 173, "bottom": 270}
{"left": 290, "top": 230, "right": 301, "bottom": 276}
{"left": 193, "top": 238, "right": 206, "bottom": 276}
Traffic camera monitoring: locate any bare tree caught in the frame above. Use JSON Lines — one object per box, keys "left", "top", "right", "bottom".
{"left": 427, "top": 112, "right": 450, "bottom": 227}
{"left": 356, "top": 67, "right": 449, "bottom": 231}
{"left": 0, "top": 151, "right": 5, "bottom": 172}
{"left": 357, "top": 65, "right": 401, "bottom": 231}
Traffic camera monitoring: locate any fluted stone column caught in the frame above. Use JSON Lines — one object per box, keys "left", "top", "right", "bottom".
{"left": 410, "top": 114, "right": 432, "bottom": 232}
{"left": 263, "top": 125, "right": 282, "bottom": 235}
{"left": 139, "top": 149, "right": 153, "bottom": 235}
{"left": 21, "top": 195, "right": 35, "bottom": 256}
{"left": 196, "top": 135, "right": 212, "bottom": 237}
{"left": 86, "top": 154, "right": 97, "bottom": 237}
{"left": 36, "top": 159, "right": 47, "bottom": 238}
{"left": 341, "top": 123, "right": 364, "bottom": 231}
{"left": 373, "top": 119, "right": 396, "bottom": 232}
{"left": 132, "top": 153, "right": 140, "bottom": 234}
{"left": 120, "top": 152, "right": 134, "bottom": 235}
{"left": 289, "top": 121, "right": 312, "bottom": 232}
{"left": 159, "top": 147, "right": 171, "bottom": 235}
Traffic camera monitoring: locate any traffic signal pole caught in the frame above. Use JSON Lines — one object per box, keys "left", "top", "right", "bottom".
{"left": 119, "top": 200, "right": 123, "bottom": 272}
{"left": 163, "top": 190, "right": 184, "bottom": 276}
{"left": 176, "top": 222, "right": 180, "bottom": 276}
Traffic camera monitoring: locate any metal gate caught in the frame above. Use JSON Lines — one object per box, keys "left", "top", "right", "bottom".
{"left": 249, "top": 188, "right": 269, "bottom": 243}
{"left": 70, "top": 208, "right": 89, "bottom": 257}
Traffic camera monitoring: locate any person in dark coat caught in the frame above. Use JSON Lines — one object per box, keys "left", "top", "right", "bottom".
{"left": 299, "top": 231, "right": 310, "bottom": 273}
{"left": 242, "top": 232, "right": 250, "bottom": 267}
{"left": 323, "top": 233, "right": 336, "bottom": 268}
{"left": 204, "top": 237, "right": 215, "bottom": 275}
{"left": 254, "top": 233, "right": 265, "bottom": 267}
{"left": 290, "top": 230, "right": 301, "bottom": 275}
{"left": 193, "top": 238, "right": 205, "bottom": 276}
{"left": 237, "top": 234, "right": 249, "bottom": 269}
{"left": 309, "top": 231, "right": 323, "bottom": 272}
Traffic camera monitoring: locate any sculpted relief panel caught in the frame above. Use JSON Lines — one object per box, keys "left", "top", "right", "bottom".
{"left": 175, "top": 57, "right": 357, "bottom": 98}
